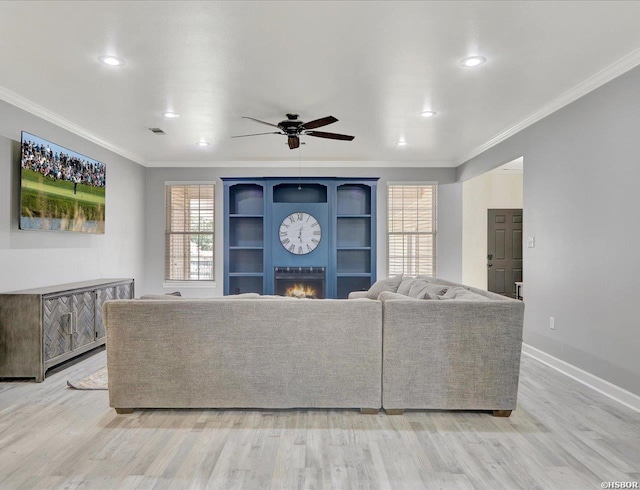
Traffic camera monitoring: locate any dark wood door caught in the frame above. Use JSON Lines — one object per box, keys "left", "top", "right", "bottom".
{"left": 488, "top": 209, "right": 523, "bottom": 298}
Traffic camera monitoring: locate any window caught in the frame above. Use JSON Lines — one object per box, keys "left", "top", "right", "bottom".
{"left": 387, "top": 184, "right": 437, "bottom": 276}
{"left": 165, "top": 184, "right": 215, "bottom": 281}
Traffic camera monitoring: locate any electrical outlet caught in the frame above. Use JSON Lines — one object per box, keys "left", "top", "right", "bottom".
{"left": 527, "top": 236, "right": 535, "bottom": 248}
{"left": 550, "top": 317, "right": 555, "bottom": 330}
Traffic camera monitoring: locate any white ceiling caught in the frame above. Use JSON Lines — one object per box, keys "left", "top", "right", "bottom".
{"left": 2, "top": 1, "right": 640, "bottom": 167}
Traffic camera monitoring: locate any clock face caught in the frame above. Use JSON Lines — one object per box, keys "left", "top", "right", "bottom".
{"left": 279, "top": 212, "right": 322, "bottom": 255}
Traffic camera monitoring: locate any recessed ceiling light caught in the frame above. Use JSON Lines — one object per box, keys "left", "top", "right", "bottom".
{"left": 98, "top": 55, "right": 124, "bottom": 66}
{"left": 420, "top": 111, "right": 437, "bottom": 118}
{"left": 397, "top": 139, "right": 407, "bottom": 146}
{"left": 162, "top": 112, "right": 180, "bottom": 119}
{"left": 460, "top": 56, "right": 486, "bottom": 67}
{"left": 196, "top": 141, "right": 210, "bottom": 147}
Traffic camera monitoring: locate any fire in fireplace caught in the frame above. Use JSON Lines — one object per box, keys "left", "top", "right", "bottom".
{"left": 274, "top": 267, "right": 326, "bottom": 299}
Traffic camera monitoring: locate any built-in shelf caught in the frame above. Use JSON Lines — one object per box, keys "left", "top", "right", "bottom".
{"left": 225, "top": 182, "right": 265, "bottom": 294}
{"left": 224, "top": 178, "right": 377, "bottom": 298}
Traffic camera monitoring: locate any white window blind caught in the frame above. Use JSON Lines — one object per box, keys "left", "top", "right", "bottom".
{"left": 387, "top": 184, "right": 437, "bottom": 276}
{"left": 165, "top": 184, "right": 214, "bottom": 281}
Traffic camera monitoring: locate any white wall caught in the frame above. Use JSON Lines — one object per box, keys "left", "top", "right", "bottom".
{"left": 0, "top": 100, "right": 146, "bottom": 293}
{"left": 143, "top": 166, "right": 462, "bottom": 297}
{"left": 462, "top": 172, "right": 523, "bottom": 288}
{"left": 457, "top": 65, "right": 640, "bottom": 397}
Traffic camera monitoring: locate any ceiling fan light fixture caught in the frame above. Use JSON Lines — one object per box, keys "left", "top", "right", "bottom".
{"left": 460, "top": 55, "right": 487, "bottom": 67}
{"left": 162, "top": 112, "right": 180, "bottom": 118}
{"left": 98, "top": 55, "right": 124, "bottom": 66}
{"left": 397, "top": 139, "right": 407, "bottom": 146}
{"left": 196, "top": 140, "right": 210, "bottom": 147}
{"left": 420, "top": 111, "right": 437, "bottom": 118}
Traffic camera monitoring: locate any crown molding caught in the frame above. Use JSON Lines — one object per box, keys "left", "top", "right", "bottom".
{"left": 0, "top": 85, "right": 148, "bottom": 166}
{"left": 144, "top": 159, "right": 457, "bottom": 168}
{"left": 457, "top": 45, "right": 640, "bottom": 165}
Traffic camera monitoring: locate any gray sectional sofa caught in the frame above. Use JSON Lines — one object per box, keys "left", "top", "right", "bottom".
{"left": 103, "top": 297, "right": 382, "bottom": 413}
{"left": 103, "top": 276, "right": 523, "bottom": 417}
{"left": 350, "top": 275, "right": 525, "bottom": 416}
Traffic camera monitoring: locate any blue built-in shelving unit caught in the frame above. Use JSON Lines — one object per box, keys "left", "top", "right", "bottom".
{"left": 223, "top": 177, "right": 378, "bottom": 298}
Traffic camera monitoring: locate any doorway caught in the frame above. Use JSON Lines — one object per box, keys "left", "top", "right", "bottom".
{"left": 461, "top": 156, "right": 523, "bottom": 292}
{"left": 487, "top": 209, "right": 522, "bottom": 298}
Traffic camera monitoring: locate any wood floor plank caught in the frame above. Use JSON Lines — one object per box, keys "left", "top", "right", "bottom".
{"left": 0, "top": 351, "right": 639, "bottom": 489}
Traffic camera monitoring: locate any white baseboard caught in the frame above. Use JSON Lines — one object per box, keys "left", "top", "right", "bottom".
{"left": 522, "top": 343, "right": 640, "bottom": 413}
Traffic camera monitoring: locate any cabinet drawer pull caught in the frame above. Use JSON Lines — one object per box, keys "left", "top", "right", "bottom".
{"left": 66, "top": 312, "right": 77, "bottom": 335}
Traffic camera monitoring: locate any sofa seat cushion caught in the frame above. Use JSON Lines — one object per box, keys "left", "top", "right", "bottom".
{"left": 377, "top": 291, "right": 413, "bottom": 302}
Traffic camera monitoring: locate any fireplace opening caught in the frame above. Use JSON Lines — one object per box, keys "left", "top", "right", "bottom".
{"left": 275, "top": 267, "right": 326, "bottom": 299}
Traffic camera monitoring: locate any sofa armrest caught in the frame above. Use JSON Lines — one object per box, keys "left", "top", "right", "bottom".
{"left": 348, "top": 291, "right": 369, "bottom": 299}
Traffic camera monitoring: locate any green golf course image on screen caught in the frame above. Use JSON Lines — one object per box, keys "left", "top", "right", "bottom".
{"left": 19, "top": 131, "right": 106, "bottom": 234}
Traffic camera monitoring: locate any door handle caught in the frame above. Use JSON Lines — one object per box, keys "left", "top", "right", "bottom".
{"left": 487, "top": 254, "right": 493, "bottom": 260}
{"left": 66, "top": 311, "right": 77, "bottom": 335}
{"left": 487, "top": 263, "right": 493, "bottom": 268}
{"left": 65, "top": 312, "right": 73, "bottom": 335}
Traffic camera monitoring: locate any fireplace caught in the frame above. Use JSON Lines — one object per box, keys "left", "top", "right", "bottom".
{"left": 274, "top": 267, "right": 326, "bottom": 299}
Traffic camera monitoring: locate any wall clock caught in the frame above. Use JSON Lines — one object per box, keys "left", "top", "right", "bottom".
{"left": 279, "top": 212, "right": 322, "bottom": 255}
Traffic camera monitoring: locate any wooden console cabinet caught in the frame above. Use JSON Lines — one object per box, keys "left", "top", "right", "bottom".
{"left": 0, "top": 278, "right": 134, "bottom": 382}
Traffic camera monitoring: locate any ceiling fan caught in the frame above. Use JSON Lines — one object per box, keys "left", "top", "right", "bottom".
{"left": 231, "top": 113, "right": 355, "bottom": 149}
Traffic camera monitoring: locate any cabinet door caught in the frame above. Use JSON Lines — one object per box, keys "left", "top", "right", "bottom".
{"left": 43, "top": 296, "right": 73, "bottom": 361}
{"left": 72, "top": 292, "right": 95, "bottom": 350}
{"left": 115, "top": 283, "right": 133, "bottom": 299}
{"left": 95, "top": 287, "right": 115, "bottom": 340}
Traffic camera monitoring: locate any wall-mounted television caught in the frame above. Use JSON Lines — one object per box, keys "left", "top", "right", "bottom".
{"left": 19, "top": 131, "right": 106, "bottom": 234}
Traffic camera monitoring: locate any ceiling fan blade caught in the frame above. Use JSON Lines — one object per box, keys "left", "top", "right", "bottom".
{"left": 300, "top": 116, "right": 338, "bottom": 130}
{"left": 305, "top": 131, "right": 355, "bottom": 141}
{"left": 231, "top": 131, "right": 282, "bottom": 138}
{"left": 288, "top": 135, "right": 300, "bottom": 149}
{"left": 242, "top": 116, "right": 280, "bottom": 128}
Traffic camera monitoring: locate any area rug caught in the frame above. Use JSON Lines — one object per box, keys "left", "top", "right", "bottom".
{"left": 67, "top": 367, "right": 108, "bottom": 390}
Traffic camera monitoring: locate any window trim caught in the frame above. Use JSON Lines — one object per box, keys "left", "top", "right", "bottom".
{"left": 386, "top": 182, "right": 438, "bottom": 277}
{"left": 164, "top": 182, "right": 216, "bottom": 285}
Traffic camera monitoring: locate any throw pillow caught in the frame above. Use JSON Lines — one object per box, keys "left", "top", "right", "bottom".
{"left": 396, "top": 277, "right": 420, "bottom": 296}
{"left": 365, "top": 274, "right": 404, "bottom": 299}
{"left": 440, "top": 286, "right": 467, "bottom": 299}
{"left": 405, "top": 282, "right": 449, "bottom": 299}
{"left": 407, "top": 281, "right": 435, "bottom": 299}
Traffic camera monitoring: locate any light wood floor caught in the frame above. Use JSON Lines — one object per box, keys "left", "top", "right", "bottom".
{"left": 0, "top": 351, "right": 638, "bottom": 490}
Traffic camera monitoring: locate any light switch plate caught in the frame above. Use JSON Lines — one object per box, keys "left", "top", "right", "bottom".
{"left": 527, "top": 236, "right": 535, "bottom": 248}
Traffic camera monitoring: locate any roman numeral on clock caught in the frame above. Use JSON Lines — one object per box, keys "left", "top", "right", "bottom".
{"left": 313, "top": 230, "right": 321, "bottom": 235}
{"left": 282, "top": 238, "right": 290, "bottom": 245}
